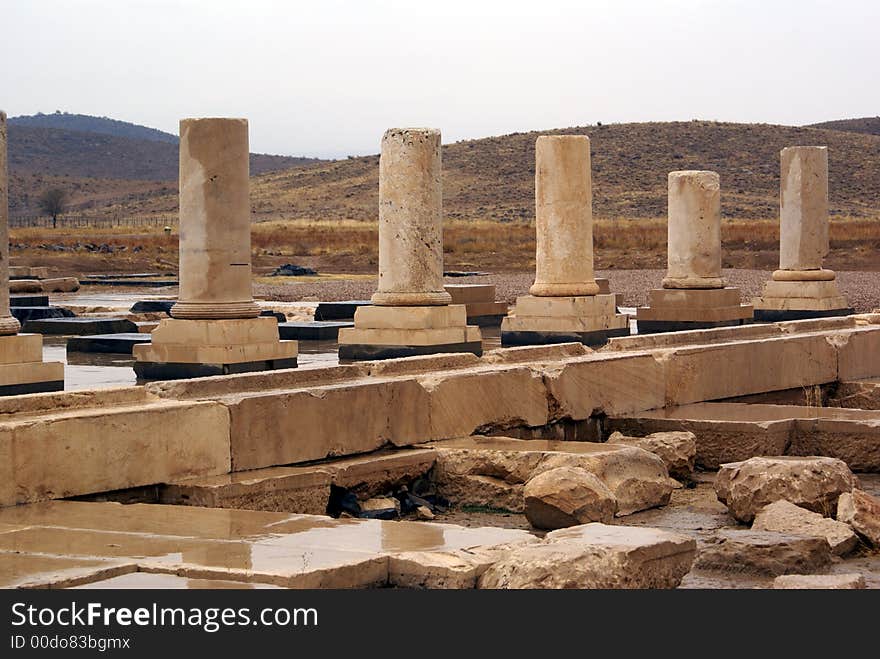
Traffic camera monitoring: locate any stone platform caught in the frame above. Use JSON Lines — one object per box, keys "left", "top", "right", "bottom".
{"left": 0, "top": 333, "right": 64, "bottom": 396}
{"left": 278, "top": 321, "right": 353, "bottom": 341}
{"left": 501, "top": 294, "right": 629, "bottom": 347}
{"left": 67, "top": 333, "right": 151, "bottom": 354}
{"left": 23, "top": 316, "right": 138, "bottom": 335}
{"left": 636, "top": 287, "right": 753, "bottom": 334}
{"left": 753, "top": 280, "right": 852, "bottom": 321}
{"left": 444, "top": 284, "right": 510, "bottom": 327}
{"left": 338, "top": 305, "right": 482, "bottom": 361}
{"left": 133, "top": 317, "right": 298, "bottom": 380}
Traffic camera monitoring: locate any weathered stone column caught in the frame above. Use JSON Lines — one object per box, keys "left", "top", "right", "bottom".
{"left": 662, "top": 171, "right": 725, "bottom": 289}
{"left": 529, "top": 135, "right": 599, "bottom": 297}
{"left": 171, "top": 118, "right": 260, "bottom": 320}
{"left": 371, "top": 128, "right": 451, "bottom": 306}
{"left": 637, "top": 170, "right": 752, "bottom": 333}
{"left": 752, "top": 146, "right": 850, "bottom": 320}
{"left": 773, "top": 146, "right": 834, "bottom": 281}
{"left": 0, "top": 112, "right": 21, "bottom": 335}
{"left": 134, "top": 117, "right": 296, "bottom": 379}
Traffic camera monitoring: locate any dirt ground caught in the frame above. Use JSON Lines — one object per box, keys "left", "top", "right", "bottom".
{"left": 247, "top": 269, "right": 880, "bottom": 314}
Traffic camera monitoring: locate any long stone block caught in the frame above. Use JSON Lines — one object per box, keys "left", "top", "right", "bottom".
{"left": 837, "top": 327, "right": 880, "bottom": 380}
{"left": 663, "top": 333, "right": 838, "bottom": 405}
{"left": 353, "top": 304, "right": 468, "bottom": 329}
{"left": 444, "top": 284, "right": 496, "bottom": 304}
{"left": 1, "top": 400, "right": 231, "bottom": 506}
{"left": 543, "top": 352, "right": 665, "bottom": 418}
{"left": 227, "top": 378, "right": 430, "bottom": 470}
{"left": 0, "top": 334, "right": 43, "bottom": 364}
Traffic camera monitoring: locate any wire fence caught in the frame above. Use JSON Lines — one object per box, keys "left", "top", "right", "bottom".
{"left": 8, "top": 215, "right": 179, "bottom": 229}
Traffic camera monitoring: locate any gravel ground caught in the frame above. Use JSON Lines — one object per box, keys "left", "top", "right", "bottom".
{"left": 254, "top": 268, "right": 880, "bottom": 313}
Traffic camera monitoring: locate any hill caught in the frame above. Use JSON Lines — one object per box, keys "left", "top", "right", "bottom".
{"left": 97, "top": 120, "right": 880, "bottom": 222}
{"left": 9, "top": 112, "right": 178, "bottom": 143}
{"left": 806, "top": 117, "right": 880, "bottom": 137}
{"left": 5, "top": 117, "right": 325, "bottom": 215}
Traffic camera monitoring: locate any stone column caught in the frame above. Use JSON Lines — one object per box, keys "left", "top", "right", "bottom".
{"left": 529, "top": 135, "right": 599, "bottom": 297}
{"left": 662, "top": 170, "right": 724, "bottom": 289}
{"left": 171, "top": 118, "right": 260, "bottom": 320}
{"left": 0, "top": 112, "right": 21, "bottom": 335}
{"left": 773, "top": 146, "right": 833, "bottom": 282}
{"left": 371, "top": 128, "right": 451, "bottom": 307}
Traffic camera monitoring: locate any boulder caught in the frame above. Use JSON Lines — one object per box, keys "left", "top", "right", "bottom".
{"left": 478, "top": 523, "right": 696, "bottom": 589}
{"left": 837, "top": 489, "right": 880, "bottom": 547}
{"left": 772, "top": 573, "right": 866, "bottom": 589}
{"left": 9, "top": 279, "right": 43, "bottom": 293}
{"left": 431, "top": 437, "right": 675, "bottom": 516}
{"left": 694, "top": 530, "right": 833, "bottom": 576}
{"left": 752, "top": 500, "right": 858, "bottom": 556}
{"left": 607, "top": 430, "right": 697, "bottom": 480}
{"left": 41, "top": 277, "right": 80, "bottom": 293}
{"left": 523, "top": 467, "right": 617, "bottom": 529}
{"left": 715, "top": 456, "right": 856, "bottom": 523}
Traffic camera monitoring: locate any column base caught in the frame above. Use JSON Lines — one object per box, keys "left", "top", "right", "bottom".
{"left": 752, "top": 279, "right": 852, "bottom": 322}
{"left": 500, "top": 294, "right": 628, "bottom": 347}
{"left": 636, "top": 287, "right": 753, "bottom": 334}
{"left": 337, "top": 304, "right": 482, "bottom": 361}
{"left": 133, "top": 317, "right": 298, "bottom": 379}
{"left": 0, "top": 334, "right": 65, "bottom": 397}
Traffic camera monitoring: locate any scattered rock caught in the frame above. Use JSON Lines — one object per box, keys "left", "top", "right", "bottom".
{"left": 837, "top": 489, "right": 880, "bottom": 548}
{"left": 478, "top": 523, "right": 696, "bottom": 589}
{"left": 416, "top": 505, "right": 435, "bottom": 520}
{"left": 772, "top": 573, "right": 866, "bottom": 589}
{"left": 390, "top": 541, "right": 536, "bottom": 589}
{"left": 752, "top": 500, "right": 858, "bottom": 556}
{"left": 715, "top": 456, "right": 856, "bottom": 523}
{"left": 607, "top": 430, "right": 697, "bottom": 480}
{"left": 695, "top": 530, "right": 833, "bottom": 576}
{"left": 432, "top": 438, "right": 675, "bottom": 517}
{"left": 523, "top": 467, "right": 617, "bottom": 529}
{"left": 9, "top": 279, "right": 43, "bottom": 293}
{"left": 270, "top": 263, "right": 318, "bottom": 277}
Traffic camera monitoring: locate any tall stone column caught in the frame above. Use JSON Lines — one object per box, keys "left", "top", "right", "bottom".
{"left": 529, "top": 135, "right": 599, "bottom": 297}
{"left": 0, "top": 112, "right": 21, "bottom": 335}
{"left": 338, "top": 127, "right": 481, "bottom": 360}
{"left": 773, "top": 146, "right": 833, "bottom": 281}
{"left": 371, "top": 128, "right": 451, "bottom": 306}
{"left": 171, "top": 118, "right": 260, "bottom": 320}
{"left": 753, "top": 146, "right": 850, "bottom": 320}
{"left": 637, "top": 170, "right": 752, "bottom": 333}
{"left": 662, "top": 171, "right": 724, "bottom": 289}
{"left": 500, "top": 134, "right": 627, "bottom": 347}
{"left": 134, "top": 117, "right": 296, "bottom": 379}
{"left": 0, "top": 110, "right": 63, "bottom": 394}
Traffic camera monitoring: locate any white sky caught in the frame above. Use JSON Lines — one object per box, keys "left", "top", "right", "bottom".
{"left": 2, "top": 0, "right": 878, "bottom": 158}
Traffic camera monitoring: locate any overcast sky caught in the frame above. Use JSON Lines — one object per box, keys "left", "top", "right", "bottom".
{"left": 2, "top": 0, "right": 878, "bottom": 158}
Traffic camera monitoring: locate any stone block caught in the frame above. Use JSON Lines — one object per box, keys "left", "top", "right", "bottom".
{"left": 444, "top": 284, "right": 496, "bottom": 304}
{"left": 752, "top": 500, "right": 858, "bottom": 555}
{"left": 314, "top": 300, "right": 372, "bottom": 321}
{"left": 1, "top": 400, "right": 231, "bottom": 506}
{"left": 647, "top": 287, "right": 745, "bottom": 309}
{"left": 227, "top": 378, "right": 430, "bottom": 470}
{"left": 67, "top": 333, "right": 150, "bottom": 355}
{"left": 772, "top": 573, "right": 865, "bottom": 589}
{"left": 160, "top": 466, "right": 332, "bottom": 515}
{"left": 663, "top": 333, "right": 838, "bottom": 405}
{"left": 22, "top": 317, "right": 137, "bottom": 335}
{"left": 837, "top": 327, "right": 880, "bottom": 380}
{"left": 40, "top": 277, "right": 80, "bottom": 293}
{"left": 543, "top": 352, "right": 665, "bottom": 418}
{"left": 0, "top": 361, "right": 65, "bottom": 396}
{"left": 278, "top": 321, "right": 352, "bottom": 341}
{"left": 837, "top": 489, "right": 880, "bottom": 547}
{"left": 10, "top": 294, "right": 49, "bottom": 307}
{"left": 695, "top": 530, "right": 832, "bottom": 576}
{"left": 715, "top": 455, "right": 856, "bottom": 522}
{"left": 0, "top": 333, "right": 43, "bottom": 364}
{"left": 353, "top": 304, "right": 468, "bottom": 329}
{"left": 479, "top": 523, "right": 696, "bottom": 589}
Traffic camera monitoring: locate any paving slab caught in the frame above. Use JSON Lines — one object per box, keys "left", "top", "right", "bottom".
{"left": 278, "top": 321, "right": 353, "bottom": 341}
{"left": 23, "top": 316, "right": 137, "bottom": 335}
{"left": 67, "top": 333, "right": 151, "bottom": 354}
{"left": 9, "top": 294, "right": 49, "bottom": 307}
